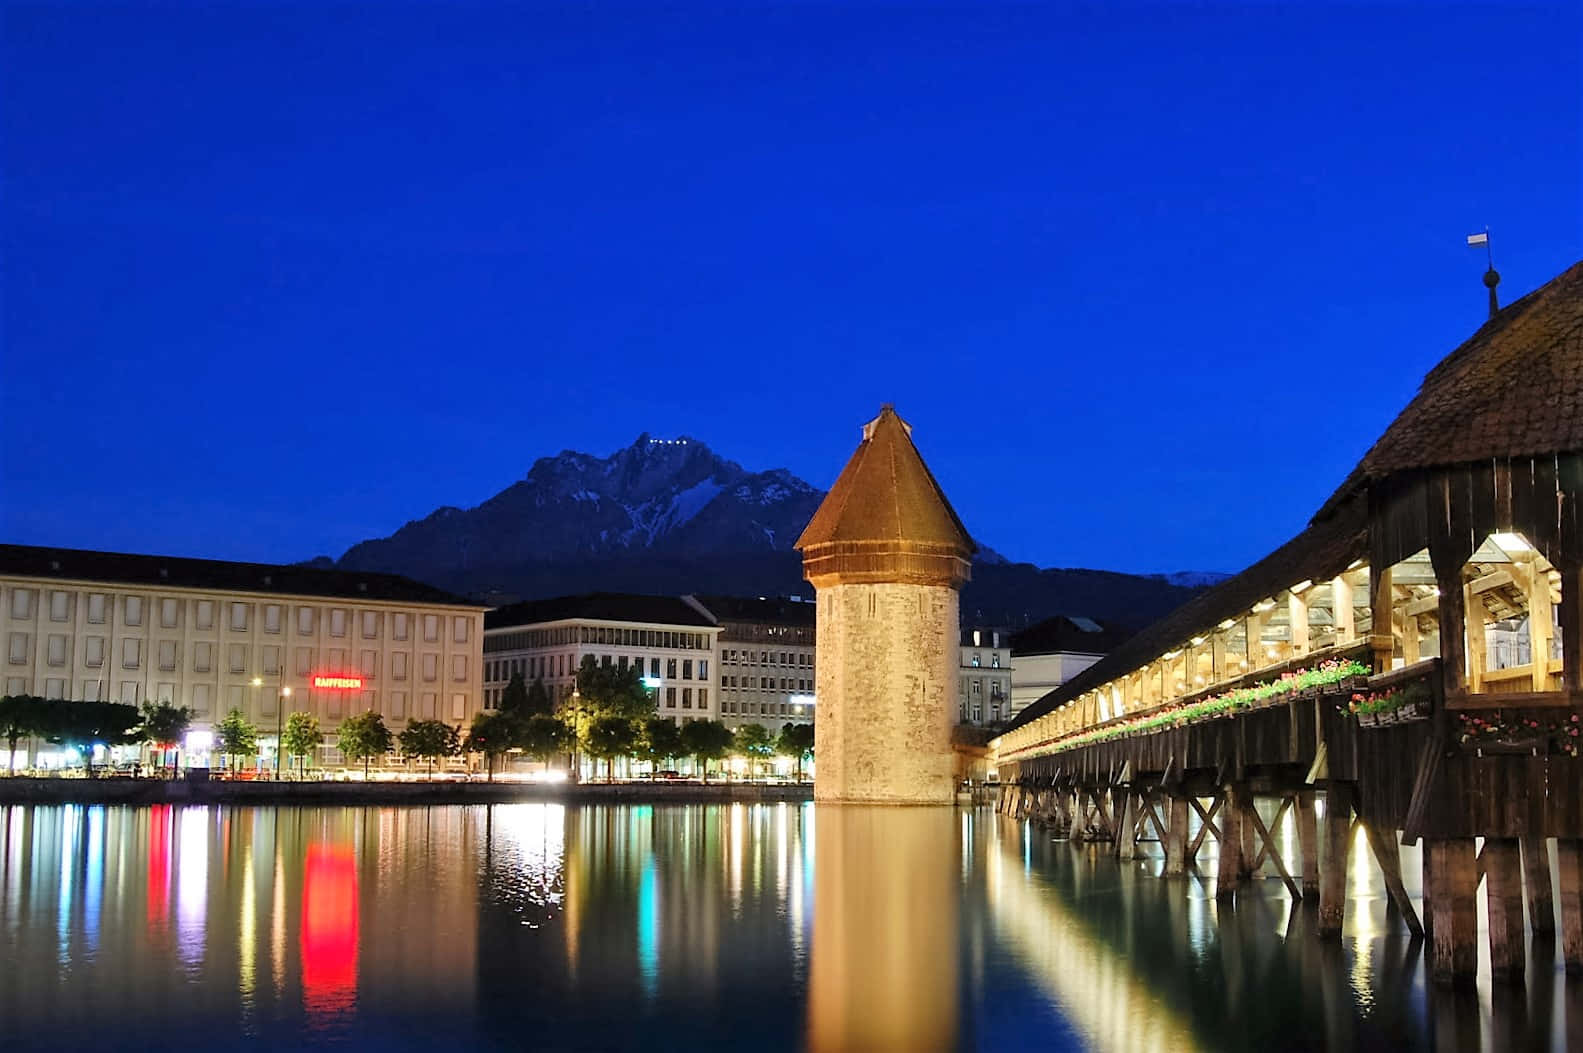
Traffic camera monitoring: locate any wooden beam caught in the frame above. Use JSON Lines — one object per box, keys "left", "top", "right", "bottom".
{"left": 1428, "top": 839, "right": 1480, "bottom": 986}
{"left": 1559, "top": 839, "right": 1583, "bottom": 975}
{"left": 1164, "top": 795, "right": 1189, "bottom": 877}
{"left": 1560, "top": 564, "right": 1582, "bottom": 696}
{"left": 1318, "top": 783, "right": 1353, "bottom": 938}
{"left": 1523, "top": 836, "right": 1555, "bottom": 936}
{"left": 1484, "top": 839, "right": 1526, "bottom": 983}
{"left": 1245, "top": 797, "right": 1301, "bottom": 900}
{"left": 1332, "top": 574, "right": 1356, "bottom": 645}
{"left": 1369, "top": 566, "right": 1393, "bottom": 673}
{"left": 1216, "top": 784, "right": 1244, "bottom": 901}
{"left": 1296, "top": 790, "right": 1319, "bottom": 897}
{"left": 1188, "top": 796, "right": 1222, "bottom": 862}
{"left": 1289, "top": 591, "right": 1310, "bottom": 657}
{"left": 1435, "top": 563, "right": 1468, "bottom": 699}
{"left": 1465, "top": 578, "right": 1486, "bottom": 694}
{"left": 1363, "top": 822, "right": 1423, "bottom": 936}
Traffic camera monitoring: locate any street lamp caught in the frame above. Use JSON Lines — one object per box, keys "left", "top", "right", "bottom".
{"left": 569, "top": 686, "right": 584, "bottom": 784}
{"left": 277, "top": 685, "right": 292, "bottom": 780}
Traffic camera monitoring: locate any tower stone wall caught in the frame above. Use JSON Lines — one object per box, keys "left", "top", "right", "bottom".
{"left": 796, "top": 405, "right": 975, "bottom": 805}
{"left": 814, "top": 582, "right": 958, "bottom": 805}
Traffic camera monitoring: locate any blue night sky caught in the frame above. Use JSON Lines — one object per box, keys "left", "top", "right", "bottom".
{"left": 3, "top": 1, "right": 1579, "bottom": 576}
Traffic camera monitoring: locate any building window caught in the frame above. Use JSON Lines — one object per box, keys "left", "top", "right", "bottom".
{"left": 86, "top": 594, "right": 106, "bottom": 624}
{"left": 422, "top": 654, "right": 438, "bottom": 682}
{"left": 44, "top": 678, "right": 65, "bottom": 700}
{"left": 228, "top": 644, "right": 246, "bottom": 674}
{"left": 393, "top": 652, "right": 409, "bottom": 680}
{"left": 297, "top": 607, "right": 316, "bottom": 635}
{"left": 230, "top": 602, "right": 249, "bottom": 632}
{"left": 992, "top": 654, "right": 1001, "bottom": 669}
{"left": 124, "top": 596, "right": 143, "bottom": 626}
{"left": 650, "top": 657, "right": 660, "bottom": 677}
{"left": 361, "top": 650, "right": 378, "bottom": 678}
{"left": 971, "top": 653, "right": 981, "bottom": 667}
{"left": 391, "top": 691, "right": 408, "bottom": 719}
{"left": 453, "top": 617, "right": 469, "bottom": 644}
{"left": 698, "top": 659, "right": 708, "bottom": 679}
{"left": 159, "top": 640, "right": 178, "bottom": 671}
{"left": 160, "top": 598, "right": 179, "bottom": 628}
{"left": 451, "top": 655, "right": 467, "bottom": 681}
{"left": 666, "top": 658, "right": 677, "bottom": 679}
{"left": 295, "top": 648, "right": 313, "bottom": 676}
{"left": 393, "top": 613, "right": 409, "bottom": 641}
{"left": 7, "top": 633, "right": 28, "bottom": 664}
{"left": 451, "top": 693, "right": 466, "bottom": 720}
{"left": 10, "top": 589, "right": 33, "bottom": 620}
{"left": 682, "top": 688, "right": 692, "bottom": 709}
{"left": 46, "top": 635, "right": 67, "bottom": 667}
{"left": 264, "top": 605, "right": 282, "bottom": 634}
{"left": 192, "top": 684, "right": 212, "bottom": 715}
{"left": 329, "top": 609, "right": 347, "bottom": 637}
{"left": 85, "top": 636, "right": 105, "bottom": 668}
{"left": 196, "top": 601, "right": 215, "bottom": 630}
{"left": 682, "top": 659, "right": 693, "bottom": 680}
{"left": 362, "top": 611, "right": 380, "bottom": 639}
{"left": 666, "top": 687, "right": 676, "bottom": 708}
{"left": 698, "top": 688, "right": 708, "bottom": 709}
{"left": 48, "top": 591, "right": 69, "bottom": 622}
{"left": 121, "top": 639, "right": 141, "bottom": 669}
{"left": 422, "top": 615, "right": 439, "bottom": 643}
{"left": 262, "top": 645, "right": 281, "bottom": 676}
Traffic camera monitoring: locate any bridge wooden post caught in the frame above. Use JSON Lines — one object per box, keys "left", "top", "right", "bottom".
{"left": 1216, "top": 784, "right": 1244, "bottom": 901}
{"left": 1318, "top": 782, "right": 1353, "bottom": 938}
{"left": 1557, "top": 839, "right": 1583, "bottom": 974}
{"left": 1164, "top": 795, "right": 1189, "bottom": 876}
{"left": 1483, "top": 838, "right": 1526, "bottom": 983}
{"left": 1427, "top": 838, "right": 1479, "bottom": 986}
{"left": 1116, "top": 789, "right": 1138, "bottom": 861}
{"left": 1239, "top": 791, "right": 1263, "bottom": 881}
{"left": 1521, "top": 837, "right": 1554, "bottom": 936}
{"left": 1296, "top": 790, "right": 1319, "bottom": 897}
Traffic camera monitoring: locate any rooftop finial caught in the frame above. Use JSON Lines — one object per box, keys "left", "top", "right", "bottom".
{"left": 1467, "top": 228, "right": 1499, "bottom": 318}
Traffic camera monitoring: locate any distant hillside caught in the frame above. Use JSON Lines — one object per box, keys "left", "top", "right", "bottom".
{"left": 322, "top": 434, "right": 1206, "bottom": 628}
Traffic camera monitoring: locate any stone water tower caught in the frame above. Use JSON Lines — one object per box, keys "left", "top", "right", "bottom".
{"left": 795, "top": 406, "right": 975, "bottom": 805}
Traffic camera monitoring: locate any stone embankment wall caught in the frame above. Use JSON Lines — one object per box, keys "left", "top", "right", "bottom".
{"left": 0, "top": 778, "right": 812, "bottom": 807}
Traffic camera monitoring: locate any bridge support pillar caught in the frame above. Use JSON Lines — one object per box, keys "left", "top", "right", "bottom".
{"left": 1164, "top": 795, "right": 1189, "bottom": 876}
{"left": 1116, "top": 789, "right": 1138, "bottom": 861}
{"left": 1215, "top": 785, "right": 1244, "bottom": 901}
{"left": 1484, "top": 838, "right": 1526, "bottom": 983}
{"left": 1238, "top": 791, "right": 1263, "bottom": 882}
{"left": 1296, "top": 790, "right": 1319, "bottom": 898}
{"left": 1522, "top": 837, "right": 1554, "bottom": 936}
{"left": 1427, "top": 838, "right": 1479, "bottom": 986}
{"left": 1318, "top": 782, "right": 1354, "bottom": 939}
{"left": 1558, "top": 839, "right": 1583, "bottom": 974}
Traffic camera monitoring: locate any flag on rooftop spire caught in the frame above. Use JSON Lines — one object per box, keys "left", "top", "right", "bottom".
{"left": 1467, "top": 232, "right": 1489, "bottom": 247}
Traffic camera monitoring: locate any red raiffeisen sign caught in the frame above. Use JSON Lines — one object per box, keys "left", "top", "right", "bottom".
{"left": 312, "top": 675, "right": 364, "bottom": 690}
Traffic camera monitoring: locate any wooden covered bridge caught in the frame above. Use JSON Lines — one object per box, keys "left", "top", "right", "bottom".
{"left": 992, "top": 259, "right": 1583, "bottom": 985}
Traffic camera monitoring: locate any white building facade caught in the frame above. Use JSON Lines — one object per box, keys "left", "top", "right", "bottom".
{"left": 1007, "top": 615, "right": 1129, "bottom": 720}
{"left": 0, "top": 544, "right": 487, "bottom": 767}
{"left": 699, "top": 595, "right": 816, "bottom": 730}
{"left": 959, "top": 628, "right": 1013, "bottom": 726}
{"left": 483, "top": 594, "right": 722, "bottom": 720}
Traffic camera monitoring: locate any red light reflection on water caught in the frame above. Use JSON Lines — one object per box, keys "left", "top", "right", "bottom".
{"left": 145, "top": 805, "right": 172, "bottom": 938}
{"left": 300, "top": 844, "right": 358, "bottom": 1022}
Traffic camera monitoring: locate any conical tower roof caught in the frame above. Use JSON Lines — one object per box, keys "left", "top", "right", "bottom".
{"left": 796, "top": 406, "right": 975, "bottom": 588}
{"left": 1320, "top": 259, "right": 1583, "bottom": 515}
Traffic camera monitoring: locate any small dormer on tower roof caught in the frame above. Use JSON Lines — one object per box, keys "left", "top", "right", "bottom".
{"left": 796, "top": 405, "right": 976, "bottom": 589}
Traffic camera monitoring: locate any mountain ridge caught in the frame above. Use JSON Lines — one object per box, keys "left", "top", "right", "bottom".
{"left": 323, "top": 434, "right": 1210, "bottom": 629}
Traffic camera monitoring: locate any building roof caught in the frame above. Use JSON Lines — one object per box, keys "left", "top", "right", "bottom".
{"left": 693, "top": 595, "right": 816, "bottom": 627}
{"left": 485, "top": 592, "right": 719, "bottom": 631}
{"left": 1009, "top": 616, "right": 1134, "bottom": 657}
{"left": 795, "top": 405, "right": 976, "bottom": 554}
{"left": 0, "top": 543, "right": 479, "bottom": 607}
{"left": 1004, "top": 496, "right": 1368, "bottom": 732}
{"left": 1321, "top": 259, "right": 1583, "bottom": 515}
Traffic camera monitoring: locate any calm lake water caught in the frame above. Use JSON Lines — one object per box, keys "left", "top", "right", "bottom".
{"left": 0, "top": 802, "right": 1577, "bottom": 1051}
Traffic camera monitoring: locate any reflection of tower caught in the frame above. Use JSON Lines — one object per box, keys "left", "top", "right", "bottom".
{"left": 796, "top": 406, "right": 975, "bottom": 804}
{"left": 808, "top": 807, "right": 959, "bottom": 1050}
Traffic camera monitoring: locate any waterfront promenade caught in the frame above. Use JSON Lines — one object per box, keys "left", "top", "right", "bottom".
{"left": 0, "top": 776, "right": 812, "bottom": 807}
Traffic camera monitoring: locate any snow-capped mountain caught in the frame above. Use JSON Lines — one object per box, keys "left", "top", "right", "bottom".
{"left": 335, "top": 435, "right": 824, "bottom": 580}
{"left": 1148, "top": 571, "right": 1232, "bottom": 588}
{"left": 324, "top": 434, "right": 1209, "bottom": 628}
